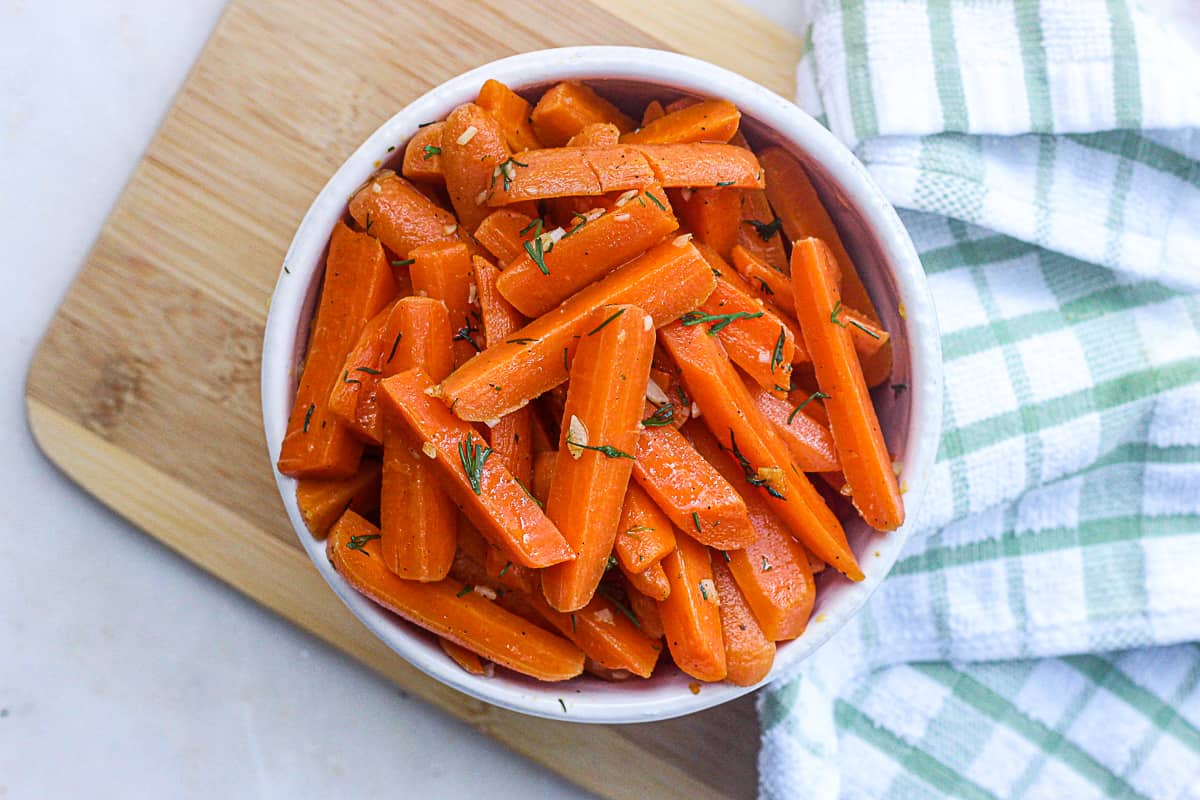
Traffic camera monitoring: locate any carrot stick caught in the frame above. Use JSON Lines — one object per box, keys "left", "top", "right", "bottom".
{"left": 496, "top": 186, "right": 678, "bottom": 317}
{"left": 640, "top": 100, "right": 666, "bottom": 127}
{"left": 278, "top": 222, "right": 396, "bottom": 478}
{"left": 632, "top": 403, "right": 756, "bottom": 549}
{"left": 759, "top": 147, "right": 892, "bottom": 385}
{"left": 659, "top": 320, "right": 864, "bottom": 581}
{"left": 615, "top": 483, "right": 677, "bottom": 574}
{"left": 379, "top": 298, "right": 457, "bottom": 580}
{"left": 665, "top": 97, "right": 702, "bottom": 113}
{"left": 296, "top": 458, "right": 382, "bottom": 538}
{"left": 485, "top": 146, "right": 656, "bottom": 206}
{"left": 441, "top": 103, "right": 512, "bottom": 232}
{"left": 437, "top": 239, "right": 716, "bottom": 422}
{"left": 348, "top": 171, "right": 458, "bottom": 259}
{"left": 528, "top": 588, "right": 661, "bottom": 678}
{"left": 626, "top": 586, "right": 665, "bottom": 640}
{"left": 632, "top": 144, "right": 764, "bottom": 189}
{"left": 328, "top": 511, "right": 583, "bottom": 681}
{"left": 409, "top": 241, "right": 479, "bottom": 368}
{"left": 477, "top": 79, "right": 542, "bottom": 152}
{"left": 658, "top": 532, "right": 726, "bottom": 682}
{"left": 622, "top": 559, "right": 671, "bottom": 602}
{"left": 791, "top": 238, "right": 904, "bottom": 531}
{"left": 674, "top": 187, "right": 741, "bottom": 260}
{"left": 402, "top": 122, "right": 444, "bottom": 183}
{"left": 327, "top": 300, "right": 396, "bottom": 434}
{"left": 531, "top": 450, "right": 556, "bottom": 505}
{"left": 743, "top": 376, "right": 840, "bottom": 472}
{"left": 687, "top": 425, "right": 817, "bottom": 640}
{"left": 621, "top": 99, "right": 740, "bottom": 145}
{"left": 531, "top": 81, "right": 636, "bottom": 147}
{"left": 567, "top": 122, "right": 621, "bottom": 147}
{"left": 541, "top": 305, "right": 655, "bottom": 612}
{"left": 378, "top": 368, "right": 573, "bottom": 567}
{"left": 474, "top": 208, "right": 535, "bottom": 266}
{"left": 440, "top": 637, "right": 487, "bottom": 675}
{"left": 711, "top": 556, "right": 775, "bottom": 685}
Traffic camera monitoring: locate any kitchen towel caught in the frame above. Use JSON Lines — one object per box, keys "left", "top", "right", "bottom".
{"left": 760, "top": 2, "right": 1200, "bottom": 798}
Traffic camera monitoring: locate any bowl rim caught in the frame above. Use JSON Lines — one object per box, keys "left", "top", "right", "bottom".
{"left": 261, "top": 45, "right": 942, "bottom": 724}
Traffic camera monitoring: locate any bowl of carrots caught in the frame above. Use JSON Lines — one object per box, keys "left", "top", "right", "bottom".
{"left": 262, "top": 46, "right": 941, "bottom": 723}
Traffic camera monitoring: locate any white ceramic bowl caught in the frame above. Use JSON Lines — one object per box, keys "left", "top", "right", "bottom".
{"left": 262, "top": 46, "right": 941, "bottom": 724}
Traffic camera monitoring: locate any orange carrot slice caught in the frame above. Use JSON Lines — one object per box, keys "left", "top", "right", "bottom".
{"left": 627, "top": 586, "right": 666, "bottom": 640}
{"left": 640, "top": 100, "right": 666, "bottom": 127}
{"left": 621, "top": 100, "right": 740, "bottom": 145}
{"left": 437, "top": 239, "right": 716, "bottom": 422}
{"left": 348, "top": 171, "right": 458, "bottom": 259}
{"left": 409, "top": 241, "right": 479, "bottom": 368}
{"left": 632, "top": 144, "right": 764, "bottom": 189}
{"left": 658, "top": 532, "right": 726, "bottom": 682}
{"left": 474, "top": 208, "right": 535, "bottom": 266}
{"left": 567, "top": 122, "right": 621, "bottom": 147}
{"left": 278, "top": 222, "right": 396, "bottom": 478}
{"left": 328, "top": 511, "right": 583, "bottom": 681}
{"left": 441, "top": 103, "right": 511, "bottom": 232}
{"left": 485, "top": 146, "right": 657, "bottom": 205}
{"left": 327, "top": 300, "right": 397, "bottom": 436}
{"left": 531, "top": 81, "right": 636, "bottom": 147}
{"left": 615, "top": 483, "right": 677, "bottom": 574}
{"left": 791, "top": 238, "right": 903, "bottom": 532}
{"left": 402, "top": 122, "right": 444, "bottom": 183}
{"left": 477, "top": 79, "right": 542, "bottom": 152}
{"left": 675, "top": 187, "right": 741, "bottom": 260}
{"left": 531, "top": 449, "right": 556, "bottom": 505}
{"left": 711, "top": 556, "right": 775, "bottom": 685}
{"left": 378, "top": 368, "right": 573, "bottom": 568}
{"left": 528, "top": 589, "right": 661, "bottom": 678}
{"left": 622, "top": 559, "right": 671, "bottom": 602}
{"left": 296, "top": 459, "right": 382, "bottom": 538}
{"left": 440, "top": 637, "right": 487, "bottom": 675}
{"left": 743, "top": 376, "right": 840, "bottom": 473}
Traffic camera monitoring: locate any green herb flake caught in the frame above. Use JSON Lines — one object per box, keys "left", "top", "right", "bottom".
{"left": 745, "top": 217, "right": 782, "bottom": 241}
{"left": 456, "top": 584, "right": 474, "bottom": 598}
{"left": 283, "top": 265, "right": 291, "bottom": 274}
{"left": 386, "top": 145, "right": 396, "bottom": 153}
{"left": 302, "top": 403, "right": 315, "bottom": 433}
{"left": 342, "top": 370, "right": 362, "bottom": 386}
{"left": 418, "top": 120, "right": 437, "bottom": 128}
{"left": 519, "top": 217, "right": 543, "bottom": 237}
{"left": 564, "top": 437, "right": 634, "bottom": 460}
{"left": 391, "top": 258, "right": 415, "bottom": 267}
{"left": 422, "top": 144, "right": 441, "bottom": 160}
{"left": 457, "top": 433, "right": 493, "bottom": 495}
{"left": 562, "top": 347, "right": 570, "bottom": 372}
{"left": 514, "top": 476, "right": 543, "bottom": 508}
{"left": 558, "top": 698, "right": 568, "bottom": 713}
{"left": 698, "top": 581, "right": 710, "bottom": 600}
{"left": 605, "top": 554, "right": 618, "bottom": 572}
{"left": 647, "top": 191, "right": 667, "bottom": 211}
{"left": 849, "top": 318, "right": 882, "bottom": 340}
{"left": 728, "top": 429, "right": 785, "bottom": 500}
{"left": 506, "top": 337, "right": 537, "bottom": 345}
{"left": 770, "top": 326, "right": 786, "bottom": 374}
{"left": 721, "top": 550, "right": 731, "bottom": 562}
{"left": 787, "top": 391, "right": 831, "bottom": 425}
{"left": 355, "top": 366, "right": 383, "bottom": 375}
{"left": 587, "top": 307, "right": 626, "bottom": 336}
{"left": 891, "top": 382, "right": 908, "bottom": 399}
{"left": 692, "top": 512, "right": 702, "bottom": 533}
{"left": 570, "top": 614, "right": 577, "bottom": 633}
{"left": 680, "top": 309, "right": 764, "bottom": 335}
{"left": 454, "top": 321, "right": 483, "bottom": 352}
{"left": 596, "top": 585, "right": 641, "bottom": 629}
{"left": 830, "top": 301, "right": 848, "bottom": 328}
{"left": 347, "top": 533, "right": 381, "bottom": 553}
{"left": 523, "top": 234, "right": 550, "bottom": 275}
{"left": 388, "top": 332, "right": 403, "bottom": 363}
{"left": 641, "top": 404, "right": 675, "bottom": 428}
{"left": 499, "top": 561, "right": 512, "bottom": 578}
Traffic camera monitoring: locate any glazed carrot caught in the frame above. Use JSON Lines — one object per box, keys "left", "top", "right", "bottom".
{"left": 379, "top": 298, "right": 457, "bottom": 581}
{"left": 640, "top": 100, "right": 666, "bottom": 127}
{"left": 295, "top": 458, "right": 382, "bottom": 538}
{"left": 477, "top": 79, "right": 542, "bottom": 152}
{"left": 567, "top": 122, "right": 621, "bottom": 147}
{"left": 530, "top": 81, "right": 636, "bottom": 146}
{"left": 409, "top": 241, "right": 479, "bottom": 368}
{"left": 483, "top": 545, "right": 538, "bottom": 595}
{"left": 485, "top": 146, "right": 656, "bottom": 205}
{"left": 737, "top": 189, "right": 788, "bottom": 272}
{"left": 632, "top": 144, "right": 764, "bottom": 189}
{"left": 789, "top": 381, "right": 831, "bottom": 427}
{"left": 474, "top": 208, "right": 535, "bottom": 266}
{"left": 402, "top": 122, "right": 444, "bottom": 183}
{"left": 759, "top": 147, "right": 892, "bottom": 385}
{"left": 496, "top": 186, "right": 678, "bottom": 317}
{"left": 379, "top": 368, "right": 573, "bottom": 568}
{"left": 621, "top": 100, "right": 740, "bottom": 145}
{"left": 531, "top": 449, "right": 556, "bottom": 504}
{"left": 615, "top": 483, "right": 677, "bottom": 574}
{"left": 791, "top": 238, "right": 904, "bottom": 531}
{"left": 665, "top": 96, "right": 702, "bottom": 113}
{"left": 688, "top": 425, "right": 817, "bottom": 640}
{"left": 622, "top": 560, "right": 671, "bottom": 603}
{"left": 711, "top": 556, "right": 775, "bottom": 685}
{"left": 328, "top": 511, "right": 583, "bottom": 681}
{"left": 440, "top": 637, "right": 487, "bottom": 675}
{"left": 437, "top": 239, "right": 716, "bottom": 422}
{"left": 627, "top": 586, "right": 665, "bottom": 640}
{"left": 632, "top": 403, "right": 756, "bottom": 550}
{"left": 348, "top": 171, "right": 458, "bottom": 259}
{"left": 528, "top": 589, "right": 661, "bottom": 678}
{"left": 658, "top": 532, "right": 726, "bottom": 682}
{"left": 743, "top": 376, "right": 840, "bottom": 473}
{"left": 541, "top": 305, "right": 655, "bottom": 612}
{"left": 278, "top": 222, "right": 396, "bottom": 478}
{"left": 659, "top": 321, "right": 864, "bottom": 580}
{"left": 675, "top": 187, "right": 741, "bottom": 260}
{"left": 441, "top": 103, "right": 511, "bottom": 232}
{"left": 327, "top": 300, "right": 396, "bottom": 432}
{"left": 731, "top": 245, "right": 794, "bottom": 311}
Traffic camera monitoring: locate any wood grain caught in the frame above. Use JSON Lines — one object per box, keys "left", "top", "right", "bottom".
{"left": 25, "top": 0, "right": 796, "bottom": 796}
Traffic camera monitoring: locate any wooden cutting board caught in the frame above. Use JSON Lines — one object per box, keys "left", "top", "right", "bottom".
{"left": 25, "top": 2, "right": 800, "bottom": 797}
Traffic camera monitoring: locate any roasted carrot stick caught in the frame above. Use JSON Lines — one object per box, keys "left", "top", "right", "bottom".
{"left": 791, "top": 238, "right": 904, "bottom": 531}
{"left": 530, "top": 81, "right": 636, "bottom": 146}
{"left": 437, "top": 239, "right": 716, "bottom": 422}
{"left": 278, "top": 222, "right": 396, "bottom": 478}
{"left": 743, "top": 376, "right": 840, "bottom": 473}
{"left": 541, "top": 305, "right": 655, "bottom": 612}
{"left": 485, "top": 146, "right": 656, "bottom": 205}
{"left": 626, "top": 586, "right": 665, "bottom": 640}
{"left": 402, "top": 122, "right": 444, "bottom": 183}
{"left": 496, "top": 186, "right": 678, "bottom": 317}
{"left": 658, "top": 532, "right": 726, "bottom": 682}
{"left": 621, "top": 99, "right": 740, "bottom": 145}
{"left": 327, "top": 300, "right": 396, "bottom": 434}
{"left": 711, "top": 556, "right": 775, "bottom": 685}
{"left": 622, "top": 559, "right": 671, "bottom": 602}
{"left": 296, "top": 458, "right": 382, "bottom": 538}
{"left": 632, "top": 144, "right": 764, "bottom": 189}
{"left": 758, "top": 147, "right": 892, "bottom": 385}
{"left": 632, "top": 403, "right": 756, "bottom": 549}
{"left": 329, "top": 511, "right": 583, "bottom": 681}
{"left": 531, "top": 589, "right": 661, "bottom": 678}
{"left": 379, "top": 368, "right": 573, "bottom": 568}
{"left": 640, "top": 100, "right": 666, "bottom": 127}
{"left": 477, "top": 79, "right": 542, "bottom": 152}
{"left": 348, "top": 171, "right": 458, "bottom": 259}
{"left": 379, "top": 298, "right": 457, "bottom": 581}
{"left": 567, "top": 122, "right": 621, "bottom": 147}
{"left": 615, "top": 483, "right": 677, "bottom": 574}
{"left": 674, "top": 187, "right": 741, "bottom": 260}
{"left": 408, "top": 241, "right": 479, "bottom": 368}
{"left": 659, "top": 320, "right": 863, "bottom": 581}
{"left": 440, "top": 637, "right": 487, "bottom": 675}
{"left": 441, "top": 103, "right": 512, "bottom": 232}
{"left": 688, "top": 425, "right": 817, "bottom": 640}
{"left": 474, "top": 208, "right": 535, "bottom": 266}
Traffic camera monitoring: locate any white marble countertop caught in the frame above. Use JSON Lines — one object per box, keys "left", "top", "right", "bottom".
{"left": 0, "top": 2, "right": 803, "bottom": 797}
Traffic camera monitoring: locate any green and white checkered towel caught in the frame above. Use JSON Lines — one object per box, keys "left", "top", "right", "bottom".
{"left": 759, "top": 2, "right": 1200, "bottom": 798}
